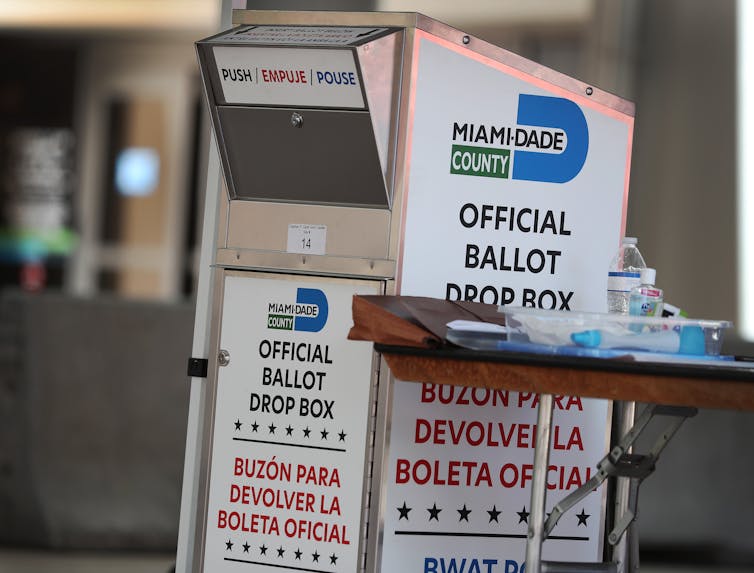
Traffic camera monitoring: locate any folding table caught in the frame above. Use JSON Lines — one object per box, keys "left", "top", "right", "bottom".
{"left": 348, "top": 295, "right": 754, "bottom": 573}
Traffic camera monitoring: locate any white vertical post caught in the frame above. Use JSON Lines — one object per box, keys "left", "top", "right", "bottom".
{"left": 174, "top": 131, "right": 222, "bottom": 573}
{"left": 174, "top": 2, "right": 235, "bottom": 570}
{"left": 738, "top": 0, "right": 754, "bottom": 341}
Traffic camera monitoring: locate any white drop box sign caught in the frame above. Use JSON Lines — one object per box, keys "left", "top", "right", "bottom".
{"left": 399, "top": 36, "right": 632, "bottom": 308}
{"left": 201, "top": 273, "right": 379, "bottom": 573}
{"left": 380, "top": 32, "right": 634, "bottom": 570}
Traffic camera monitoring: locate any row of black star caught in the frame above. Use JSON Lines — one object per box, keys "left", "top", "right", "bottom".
{"left": 234, "top": 419, "right": 347, "bottom": 442}
{"left": 396, "top": 502, "right": 590, "bottom": 527}
{"left": 225, "top": 539, "right": 339, "bottom": 565}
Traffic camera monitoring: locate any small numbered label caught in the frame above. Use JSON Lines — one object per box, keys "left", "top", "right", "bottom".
{"left": 287, "top": 224, "right": 327, "bottom": 255}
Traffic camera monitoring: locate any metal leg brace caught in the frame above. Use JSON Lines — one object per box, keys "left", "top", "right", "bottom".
{"left": 526, "top": 402, "right": 698, "bottom": 573}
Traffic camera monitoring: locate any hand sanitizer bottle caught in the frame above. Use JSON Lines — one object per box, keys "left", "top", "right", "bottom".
{"left": 628, "top": 267, "right": 664, "bottom": 318}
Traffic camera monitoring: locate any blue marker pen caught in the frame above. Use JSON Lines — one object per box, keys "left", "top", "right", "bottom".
{"left": 571, "top": 326, "right": 706, "bottom": 355}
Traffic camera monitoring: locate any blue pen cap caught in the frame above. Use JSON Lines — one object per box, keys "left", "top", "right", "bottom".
{"left": 570, "top": 330, "right": 602, "bottom": 348}
{"left": 678, "top": 326, "right": 705, "bottom": 355}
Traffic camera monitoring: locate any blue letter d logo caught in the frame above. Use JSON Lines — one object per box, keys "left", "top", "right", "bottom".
{"left": 512, "top": 94, "right": 588, "bottom": 184}
{"left": 294, "top": 288, "right": 328, "bottom": 332}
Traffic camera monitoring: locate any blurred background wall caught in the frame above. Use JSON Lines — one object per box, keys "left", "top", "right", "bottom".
{"left": 0, "top": 0, "right": 752, "bottom": 567}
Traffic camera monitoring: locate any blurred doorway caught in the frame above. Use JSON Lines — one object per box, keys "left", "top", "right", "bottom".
{"left": 70, "top": 39, "right": 205, "bottom": 300}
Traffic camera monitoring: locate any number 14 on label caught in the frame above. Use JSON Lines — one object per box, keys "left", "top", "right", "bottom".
{"left": 287, "top": 224, "right": 327, "bottom": 255}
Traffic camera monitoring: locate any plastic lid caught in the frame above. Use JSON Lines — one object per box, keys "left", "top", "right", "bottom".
{"left": 622, "top": 237, "right": 638, "bottom": 245}
{"left": 640, "top": 267, "right": 656, "bottom": 284}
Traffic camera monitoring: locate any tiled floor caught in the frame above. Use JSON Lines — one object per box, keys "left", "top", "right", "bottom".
{"left": 0, "top": 550, "right": 176, "bottom": 573}
{"left": 0, "top": 549, "right": 753, "bottom": 573}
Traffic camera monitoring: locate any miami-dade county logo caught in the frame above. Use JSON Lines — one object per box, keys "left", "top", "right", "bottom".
{"left": 449, "top": 94, "right": 589, "bottom": 184}
{"left": 267, "top": 288, "right": 329, "bottom": 333}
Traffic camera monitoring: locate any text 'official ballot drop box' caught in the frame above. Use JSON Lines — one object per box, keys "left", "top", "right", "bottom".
{"left": 177, "top": 10, "right": 635, "bottom": 573}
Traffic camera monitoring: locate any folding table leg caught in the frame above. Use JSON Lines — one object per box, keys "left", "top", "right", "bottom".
{"left": 525, "top": 393, "right": 555, "bottom": 573}
{"left": 611, "top": 401, "right": 636, "bottom": 573}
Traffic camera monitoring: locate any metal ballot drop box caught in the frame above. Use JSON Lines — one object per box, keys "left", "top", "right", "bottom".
{"left": 178, "top": 10, "right": 635, "bottom": 573}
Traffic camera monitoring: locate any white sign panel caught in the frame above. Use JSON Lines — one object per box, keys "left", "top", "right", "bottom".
{"left": 201, "top": 273, "right": 379, "bottom": 573}
{"left": 383, "top": 384, "right": 608, "bottom": 571}
{"left": 213, "top": 46, "right": 365, "bottom": 109}
{"left": 382, "top": 33, "right": 634, "bottom": 569}
{"left": 212, "top": 25, "right": 388, "bottom": 46}
{"left": 399, "top": 39, "right": 631, "bottom": 310}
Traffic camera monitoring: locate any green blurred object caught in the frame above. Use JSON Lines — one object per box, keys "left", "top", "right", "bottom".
{"left": 0, "top": 227, "right": 77, "bottom": 262}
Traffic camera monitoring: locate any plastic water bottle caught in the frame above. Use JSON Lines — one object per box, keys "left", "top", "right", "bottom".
{"left": 607, "top": 237, "right": 646, "bottom": 314}
{"left": 629, "top": 267, "right": 664, "bottom": 318}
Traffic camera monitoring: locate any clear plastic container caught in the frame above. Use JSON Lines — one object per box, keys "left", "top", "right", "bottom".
{"left": 607, "top": 237, "right": 646, "bottom": 314}
{"left": 498, "top": 306, "right": 731, "bottom": 356}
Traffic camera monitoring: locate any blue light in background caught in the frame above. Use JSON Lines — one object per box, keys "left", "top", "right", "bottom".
{"left": 115, "top": 147, "right": 160, "bottom": 197}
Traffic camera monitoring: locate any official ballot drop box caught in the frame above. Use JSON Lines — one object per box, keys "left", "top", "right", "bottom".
{"left": 177, "top": 10, "right": 635, "bottom": 573}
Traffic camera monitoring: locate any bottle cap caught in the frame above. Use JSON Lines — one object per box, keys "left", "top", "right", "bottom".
{"left": 640, "top": 267, "right": 656, "bottom": 285}
{"left": 622, "top": 237, "right": 638, "bottom": 245}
